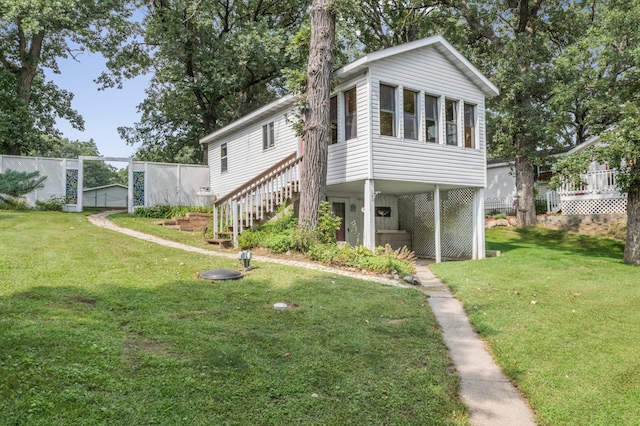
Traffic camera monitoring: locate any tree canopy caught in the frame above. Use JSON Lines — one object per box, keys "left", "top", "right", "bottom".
{"left": 0, "top": 0, "right": 138, "bottom": 156}
{"left": 113, "top": 0, "right": 311, "bottom": 164}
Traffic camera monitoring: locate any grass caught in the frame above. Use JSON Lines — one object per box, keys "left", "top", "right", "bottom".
{"left": 0, "top": 211, "right": 468, "bottom": 425}
{"left": 430, "top": 226, "right": 640, "bottom": 426}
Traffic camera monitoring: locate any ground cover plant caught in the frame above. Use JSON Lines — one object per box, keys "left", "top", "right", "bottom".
{"left": 0, "top": 211, "right": 468, "bottom": 425}
{"left": 113, "top": 205, "right": 416, "bottom": 276}
{"left": 430, "top": 226, "right": 640, "bottom": 426}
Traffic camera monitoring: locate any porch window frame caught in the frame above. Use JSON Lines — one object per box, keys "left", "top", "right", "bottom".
{"left": 403, "top": 88, "right": 419, "bottom": 140}
{"left": 344, "top": 87, "right": 358, "bottom": 141}
{"left": 330, "top": 95, "right": 338, "bottom": 145}
{"left": 445, "top": 98, "right": 459, "bottom": 146}
{"left": 425, "top": 94, "right": 439, "bottom": 143}
{"left": 463, "top": 103, "right": 476, "bottom": 149}
{"left": 379, "top": 83, "right": 396, "bottom": 137}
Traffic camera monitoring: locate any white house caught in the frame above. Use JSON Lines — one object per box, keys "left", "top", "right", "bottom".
{"left": 486, "top": 134, "right": 627, "bottom": 216}
{"left": 200, "top": 36, "right": 499, "bottom": 262}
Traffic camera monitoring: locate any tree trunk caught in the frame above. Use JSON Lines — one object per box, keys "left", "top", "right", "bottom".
{"left": 514, "top": 154, "right": 537, "bottom": 226}
{"left": 298, "top": 0, "right": 335, "bottom": 229}
{"left": 624, "top": 185, "right": 640, "bottom": 266}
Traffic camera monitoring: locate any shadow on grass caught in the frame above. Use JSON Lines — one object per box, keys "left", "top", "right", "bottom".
{"left": 0, "top": 276, "right": 468, "bottom": 425}
{"left": 486, "top": 226, "right": 625, "bottom": 261}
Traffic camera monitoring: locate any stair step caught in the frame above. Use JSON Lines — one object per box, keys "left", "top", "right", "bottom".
{"left": 206, "top": 238, "right": 233, "bottom": 248}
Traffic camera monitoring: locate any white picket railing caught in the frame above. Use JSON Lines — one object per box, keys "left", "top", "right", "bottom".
{"left": 557, "top": 170, "right": 618, "bottom": 196}
{"left": 545, "top": 190, "right": 561, "bottom": 214}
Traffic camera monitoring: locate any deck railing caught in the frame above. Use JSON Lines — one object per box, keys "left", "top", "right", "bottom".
{"left": 557, "top": 170, "right": 618, "bottom": 196}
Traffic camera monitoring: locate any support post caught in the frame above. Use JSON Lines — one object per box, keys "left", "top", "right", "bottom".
{"left": 77, "top": 158, "right": 84, "bottom": 212}
{"left": 435, "top": 185, "right": 442, "bottom": 263}
{"left": 128, "top": 158, "right": 134, "bottom": 214}
{"left": 363, "top": 179, "right": 376, "bottom": 250}
{"left": 232, "top": 200, "right": 239, "bottom": 248}
{"left": 476, "top": 188, "right": 485, "bottom": 259}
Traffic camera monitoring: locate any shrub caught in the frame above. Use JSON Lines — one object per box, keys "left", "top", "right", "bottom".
{"left": 36, "top": 196, "right": 66, "bottom": 211}
{"left": 237, "top": 229, "right": 263, "bottom": 250}
{"left": 492, "top": 213, "right": 507, "bottom": 220}
{"left": 133, "top": 204, "right": 211, "bottom": 219}
{"left": 315, "top": 201, "right": 342, "bottom": 244}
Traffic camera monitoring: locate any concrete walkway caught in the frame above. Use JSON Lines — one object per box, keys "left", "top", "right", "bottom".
{"left": 88, "top": 211, "right": 536, "bottom": 426}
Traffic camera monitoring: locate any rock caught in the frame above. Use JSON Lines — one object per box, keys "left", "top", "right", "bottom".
{"left": 391, "top": 269, "right": 398, "bottom": 275}
{"left": 393, "top": 274, "right": 400, "bottom": 280}
{"left": 285, "top": 250, "right": 292, "bottom": 256}
{"left": 497, "top": 218, "right": 509, "bottom": 227}
{"left": 403, "top": 276, "right": 414, "bottom": 284}
{"left": 485, "top": 220, "right": 497, "bottom": 229}
{"left": 508, "top": 217, "right": 518, "bottom": 226}
{"left": 413, "top": 277, "right": 422, "bottom": 286}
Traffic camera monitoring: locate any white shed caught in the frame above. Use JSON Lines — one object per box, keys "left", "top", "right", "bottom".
{"left": 83, "top": 184, "right": 128, "bottom": 208}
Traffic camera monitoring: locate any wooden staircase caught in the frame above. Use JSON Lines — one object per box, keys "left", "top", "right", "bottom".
{"left": 154, "top": 212, "right": 212, "bottom": 232}
{"left": 206, "top": 152, "right": 302, "bottom": 248}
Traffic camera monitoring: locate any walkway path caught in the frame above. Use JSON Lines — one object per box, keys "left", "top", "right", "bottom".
{"left": 88, "top": 211, "right": 536, "bottom": 426}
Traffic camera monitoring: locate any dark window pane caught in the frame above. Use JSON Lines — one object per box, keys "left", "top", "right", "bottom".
{"left": 403, "top": 89, "right": 416, "bottom": 115}
{"left": 380, "top": 111, "right": 394, "bottom": 136}
{"left": 330, "top": 96, "right": 338, "bottom": 144}
{"left": 404, "top": 115, "right": 417, "bottom": 140}
{"left": 269, "top": 122, "right": 275, "bottom": 148}
{"left": 464, "top": 104, "right": 475, "bottom": 148}
{"left": 345, "top": 88, "right": 357, "bottom": 140}
{"left": 425, "top": 95, "right": 439, "bottom": 143}
{"left": 262, "top": 125, "right": 268, "bottom": 150}
{"left": 380, "top": 84, "right": 395, "bottom": 111}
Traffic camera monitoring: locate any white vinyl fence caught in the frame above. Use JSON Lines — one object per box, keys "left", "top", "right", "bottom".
{"left": 0, "top": 155, "right": 209, "bottom": 211}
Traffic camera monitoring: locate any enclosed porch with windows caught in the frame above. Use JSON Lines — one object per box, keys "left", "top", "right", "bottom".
{"left": 327, "top": 179, "right": 485, "bottom": 262}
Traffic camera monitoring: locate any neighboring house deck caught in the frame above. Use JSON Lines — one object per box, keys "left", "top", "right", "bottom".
{"left": 485, "top": 135, "right": 627, "bottom": 216}
{"left": 200, "top": 36, "right": 499, "bottom": 261}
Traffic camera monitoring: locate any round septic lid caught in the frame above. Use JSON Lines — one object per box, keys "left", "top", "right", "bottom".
{"left": 200, "top": 268, "right": 243, "bottom": 281}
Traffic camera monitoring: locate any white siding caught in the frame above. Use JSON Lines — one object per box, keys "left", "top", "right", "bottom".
{"left": 486, "top": 164, "right": 516, "bottom": 199}
{"left": 327, "top": 74, "right": 370, "bottom": 184}
{"left": 369, "top": 46, "right": 487, "bottom": 187}
{"left": 207, "top": 110, "right": 298, "bottom": 198}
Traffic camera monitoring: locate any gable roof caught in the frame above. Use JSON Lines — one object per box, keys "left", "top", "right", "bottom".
{"left": 334, "top": 35, "right": 499, "bottom": 98}
{"left": 200, "top": 35, "right": 498, "bottom": 145}
{"left": 566, "top": 134, "right": 602, "bottom": 154}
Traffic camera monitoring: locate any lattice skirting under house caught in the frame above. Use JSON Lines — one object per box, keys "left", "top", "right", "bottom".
{"left": 560, "top": 197, "right": 627, "bottom": 215}
{"left": 398, "top": 188, "right": 474, "bottom": 260}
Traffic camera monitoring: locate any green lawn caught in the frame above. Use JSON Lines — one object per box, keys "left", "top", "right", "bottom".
{"left": 431, "top": 226, "right": 640, "bottom": 426}
{"left": 0, "top": 211, "right": 468, "bottom": 425}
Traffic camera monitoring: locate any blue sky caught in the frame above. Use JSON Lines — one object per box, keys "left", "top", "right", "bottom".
{"left": 46, "top": 52, "right": 152, "bottom": 159}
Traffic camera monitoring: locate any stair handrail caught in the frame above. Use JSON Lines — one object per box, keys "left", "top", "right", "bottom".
{"left": 214, "top": 152, "right": 302, "bottom": 207}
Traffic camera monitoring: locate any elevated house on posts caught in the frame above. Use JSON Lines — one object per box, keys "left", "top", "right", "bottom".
{"left": 200, "top": 35, "right": 499, "bottom": 262}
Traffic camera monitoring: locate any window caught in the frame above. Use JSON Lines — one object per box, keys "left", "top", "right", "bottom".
{"left": 380, "top": 84, "right": 395, "bottom": 136}
{"left": 330, "top": 95, "right": 338, "bottom": 144}
{"left": 445, "top": 99, "right": 458, "bottom": 146}
{"left": 262, "top": 122, "right": 274, "bottom": 150}
{"left": 425, "top": 95, "right": 439, "bottom": 143}
{"left": 464, "top": 104, "right": 476, "bottom": 148}
{"left": 403, "top": 89, "right": 418, "bottom": 140}
{"left": 220, "top": 143, "right": 228, "bottom": 173}
{"left": 344, "top": 87, "right": 357, "bottom": 140}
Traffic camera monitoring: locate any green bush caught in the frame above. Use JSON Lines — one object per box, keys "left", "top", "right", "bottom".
{"left": 134, "top": 204, "right": 210, "bottom": 219}
{"left": 492, "top": 213, "right": 507, "bottom": 220}
{"left": 535, "top": 198, "right": 547, "bottom": 215}
{"left": 36, "top": 196, "right": 66, "bottom": 211}
{"left": 235, "top": 201, "right": 415, "bottom": 275}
